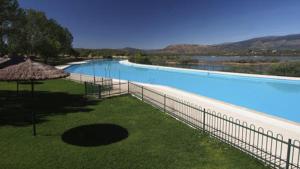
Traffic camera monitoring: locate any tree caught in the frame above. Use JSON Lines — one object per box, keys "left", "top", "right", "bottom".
{"left": 0, "top": 1, "right": 74, "bottom": 62}
{"left": 23, "top": 9, "right": 48, "bottom": 56}
{"left": 129, "top": 52, "right": 151, "bottom": 64}
{"left": 7, "top": 9, "right": 28, "bottom": 55}
{"left": 23, "top": 9, "right": 73, "bottom": 63}
{"left": 70, "top": 48, "right": 79, "bottom": 58}
{"left": 60, "top": 27, "right": 73, "bottom": 55}
{"left": 0, "top": 0, "right": 25, "bottom": 56}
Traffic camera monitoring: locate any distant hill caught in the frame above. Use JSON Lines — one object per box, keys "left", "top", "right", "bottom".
{"left": 161, "top": 44, "right": 213, "bottom": 54}
{"left": 161, "top": 34, "right": 300, "bottom": 55}
{"left": 217, "top": 34, "right": 300, "bottom": 51}
{"left": 76, "top": 34, "right": 300, "bottom": 56}
{"left": 75, "top": 47, "right": 144, "bottom": 57}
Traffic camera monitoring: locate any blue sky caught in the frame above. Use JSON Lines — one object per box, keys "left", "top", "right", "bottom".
{"left": 19, "top": 0, "right": 300, "bottom": 49}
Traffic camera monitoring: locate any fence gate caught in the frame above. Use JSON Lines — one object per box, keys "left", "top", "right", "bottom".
{"left": 84, "top": 82, "right": 101, "bottom": 98}
{"left": 84, "top": 79, "right": 127, "bottom": 99}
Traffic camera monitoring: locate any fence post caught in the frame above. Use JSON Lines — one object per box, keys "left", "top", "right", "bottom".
{"left": 286, "top": 139, "right": 292, "bottom": 169}
{"left": 141, "top": 86, "right": 144, "bottom": 101}
{"left": 164, "top": 94, "right": 166, "bottom": 112}
{"left": 16, "top": 81, "right": 19, "bottom": 95}
{"left": 203, "top": 108, "right": 206, "bottom": 132}
{"left": 108, "top": 83, "right": 111, "bottom": 96}
{"left": 119, "top": 79, "right": 121, "bottom": 94}
{"left": 98, "top": 84, "right": 101, "bottom": 99}
{"left": 128, "top": 81, "right": 130, "bottom": 94}
{"left": 84, "top": 82, "right": 87, "bottom": 95}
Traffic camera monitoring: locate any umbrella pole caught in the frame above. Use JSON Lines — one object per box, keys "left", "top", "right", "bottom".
{"left": 31, "top": 81, "right": 34, "bottom": 97}
{"left": 31, "top": 81, "right": 36, "bottom": 136}
{"left": 32, "top": 112, "right": 36, "bottom": 136}
{"left": 16, "top": 81, "right": 19, "bottom": 95}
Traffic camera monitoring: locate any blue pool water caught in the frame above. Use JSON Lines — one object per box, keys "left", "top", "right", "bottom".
{"left": 65, "top": 60, "right": 300, "bottom": 123}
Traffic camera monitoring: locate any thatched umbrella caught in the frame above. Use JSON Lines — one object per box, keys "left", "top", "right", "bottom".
{"left": 0, "top": 58, "right": 69, "bottom": 136}
{"left": 0, "top": 58, "right": 69, "bottom": 94}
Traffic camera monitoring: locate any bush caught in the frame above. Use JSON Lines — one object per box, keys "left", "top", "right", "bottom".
{"left": 268, "top": 62, "right": 300, "bottom": 77}
{"left": 129, "top": 53, "right": 152, "bottom": 64}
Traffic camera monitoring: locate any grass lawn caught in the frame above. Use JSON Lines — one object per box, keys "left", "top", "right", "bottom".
{"left": 0, "top": 79, "right": 268, "bottom": 169}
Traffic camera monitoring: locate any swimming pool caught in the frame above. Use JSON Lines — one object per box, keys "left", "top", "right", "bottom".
{"left": 65, "top": 59, "right": 300, "bottom": 123}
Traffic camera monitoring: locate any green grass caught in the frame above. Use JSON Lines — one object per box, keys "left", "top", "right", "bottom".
{"left": 0, "top": 79, "right": 269, "bottom": 169}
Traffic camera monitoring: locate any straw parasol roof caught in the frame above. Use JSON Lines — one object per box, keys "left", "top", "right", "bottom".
{"left": 0, "top": 58, "right": 70, "bottom": 136}
{"left": 0, "top": 58, "right": 69, "bottom": 81}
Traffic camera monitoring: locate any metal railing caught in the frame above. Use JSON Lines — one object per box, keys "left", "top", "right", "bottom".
{"left": 128, "top": 82, "right": 300, "bottom": 169}
{"left": 67, "top": 73, "right": 300, "bottom": 169}
{"left": 84, "top": 80, "right": 128, "bottom": 99}
{"left": 67, "top": 73, "right": 112, "bottom": 84}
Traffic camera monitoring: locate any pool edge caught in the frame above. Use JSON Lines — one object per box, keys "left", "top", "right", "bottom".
{"left": 120, "top": 60, "right": 300, "bottom": 81}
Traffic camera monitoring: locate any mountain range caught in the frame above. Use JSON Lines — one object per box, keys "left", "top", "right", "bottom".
{"left": 160, "top": 34, "right": 300, "bottom": 55}
{"left": 76, "top": 34, "right": 300, "bottom": 56}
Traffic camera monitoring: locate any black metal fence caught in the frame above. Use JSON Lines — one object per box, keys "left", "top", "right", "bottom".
{"left": 127, "top": 82, "right": 300, "bottom": 169}
{"left": 84, "top": 79, "right": 128, "bottom": 99}
{"left": 72, "top": 72, "right": 300, "bottom": 169}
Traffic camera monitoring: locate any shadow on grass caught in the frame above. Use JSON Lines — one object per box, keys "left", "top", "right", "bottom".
{"left": 0, "top": 91, "right": 98, "bottom": 126}
{"left": 62, "top": 124, "right": 129, "bottom": 147}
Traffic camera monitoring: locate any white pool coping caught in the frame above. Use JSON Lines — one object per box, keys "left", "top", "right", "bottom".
{"left": 55, "top": 60, "right": 91, "bottom": 70}
{"left": 120, "top": 60, "right": 300, "bottom": 81}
